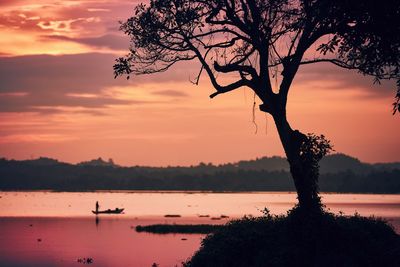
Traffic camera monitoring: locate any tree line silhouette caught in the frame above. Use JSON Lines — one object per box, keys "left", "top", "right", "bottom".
{"left": 1, "top": 154, "right": 399, "bottom": 193}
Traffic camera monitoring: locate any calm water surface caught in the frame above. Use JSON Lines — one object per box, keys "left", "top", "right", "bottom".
{"left": 0, "top": 191, "right": 399, "bottom": 267}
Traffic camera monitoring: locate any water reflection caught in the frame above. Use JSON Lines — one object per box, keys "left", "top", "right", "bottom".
{"left": 0, "top": 217, "right": 204, "bottom": 267}
{"left": 0, "top": 191, "right": 399, "bottom": 266}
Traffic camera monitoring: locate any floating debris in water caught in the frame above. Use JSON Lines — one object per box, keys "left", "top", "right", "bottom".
{"left": 181, "top": 238, "right": 187, "bottom": 241}
{"left": 164, "top": 214, "right": 181, "bottom": 218}
{"left": 29, "top": 224, "right": 33, "bottom": 227}
{"left": 151, "top": 263, "right": 159, "bottom": 267}
{"left": 37, "top": 238, "right": 42, "bottom": 242}
{"left": 211, "top": 215, "right": 229, "bottom": 220}
{"left": 136, "top": 224, "right": 223, "bottom": 234}
{"left": 198, "top": 215, "right": 210, "bottom": 218}
{"left": 77, "top": 257, "right": 93, "bottom": 264}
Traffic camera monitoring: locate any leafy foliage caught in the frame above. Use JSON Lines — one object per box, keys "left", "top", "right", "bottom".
{"left": 300, "top": 134, "right": 333, "bottom": 185}
{"left": 312, "top": 0, "right": 400, "bottom": 113}
{"left": 294, "top": 133, "right": 334, "bottom": 208}
{"left": 300, "top": 133, "right": 333, "bottom": 183}
{"left": 314, "top": 1, "right": 400, "bottom": 76}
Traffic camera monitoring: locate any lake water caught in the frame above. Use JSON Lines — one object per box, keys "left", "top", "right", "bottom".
{"left": 0, "top": 191, "right": 399, "bottom": 267}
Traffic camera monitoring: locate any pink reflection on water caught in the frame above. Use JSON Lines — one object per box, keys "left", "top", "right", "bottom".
{"left": 0, "top": 217, "right": 204, "bottom": 267}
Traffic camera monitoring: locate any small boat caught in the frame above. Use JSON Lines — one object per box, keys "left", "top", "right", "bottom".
{"left": 92, "top": 208, "right": 124, "bottom": 215}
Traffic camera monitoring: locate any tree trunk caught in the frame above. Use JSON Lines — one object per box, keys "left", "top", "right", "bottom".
{"left": 272, "top": 113, "right": 321, "bottom": 210}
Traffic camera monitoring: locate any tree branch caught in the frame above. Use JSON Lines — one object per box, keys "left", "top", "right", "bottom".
{"left": 209, "top": 79, "right": 251, "bottom": 98}
{"left": 185, "top": 38, "right": 252, "bottom": 98}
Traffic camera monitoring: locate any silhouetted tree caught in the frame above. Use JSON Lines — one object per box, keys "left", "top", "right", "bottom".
{"left": 115, "top": 0, "right": 400, "bottom": 210}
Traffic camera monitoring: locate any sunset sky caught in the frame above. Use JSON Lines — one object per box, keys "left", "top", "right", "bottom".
{"left": 0, "top": 0, "right": 399, "bottom": 166}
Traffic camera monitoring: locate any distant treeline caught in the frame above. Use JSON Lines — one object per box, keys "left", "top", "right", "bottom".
{"left": 0, "top": 154, "right": 399, "bottom": 193}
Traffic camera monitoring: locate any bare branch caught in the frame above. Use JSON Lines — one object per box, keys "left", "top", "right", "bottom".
{"left": 300, "top": 58, "right": 354, "bottom": 69}
{"left": 209, "top": 79, "right": 251, "bottom": 98}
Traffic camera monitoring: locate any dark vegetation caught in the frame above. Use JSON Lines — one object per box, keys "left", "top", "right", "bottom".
{"left": 1, "top": 154, "right": 399, "bottom": 193}
{"left": 184, "top": 208, "right": 400, "bottom": 267}
{"left": 136, "top": 224, "right": 223, "bottom": 234}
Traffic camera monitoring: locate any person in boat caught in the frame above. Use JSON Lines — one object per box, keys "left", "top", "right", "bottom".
{"left": 95, "top": 201, "right": 99, "bottom": 213}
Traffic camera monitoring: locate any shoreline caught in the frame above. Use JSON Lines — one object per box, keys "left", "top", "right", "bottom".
{"left": 1, "top": 189, "right": 399, "bottom": 195}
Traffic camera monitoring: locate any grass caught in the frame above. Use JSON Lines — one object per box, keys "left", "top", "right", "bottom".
{"left": 183, "top": 207, "right": 400, "bottom": 267}
{"left": 135, "top": 224, "right": 223, "bottom": 234}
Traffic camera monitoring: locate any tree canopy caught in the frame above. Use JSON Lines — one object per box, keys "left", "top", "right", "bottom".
{"left": 114, "top": 0, "right": 400, "bottom": 114}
